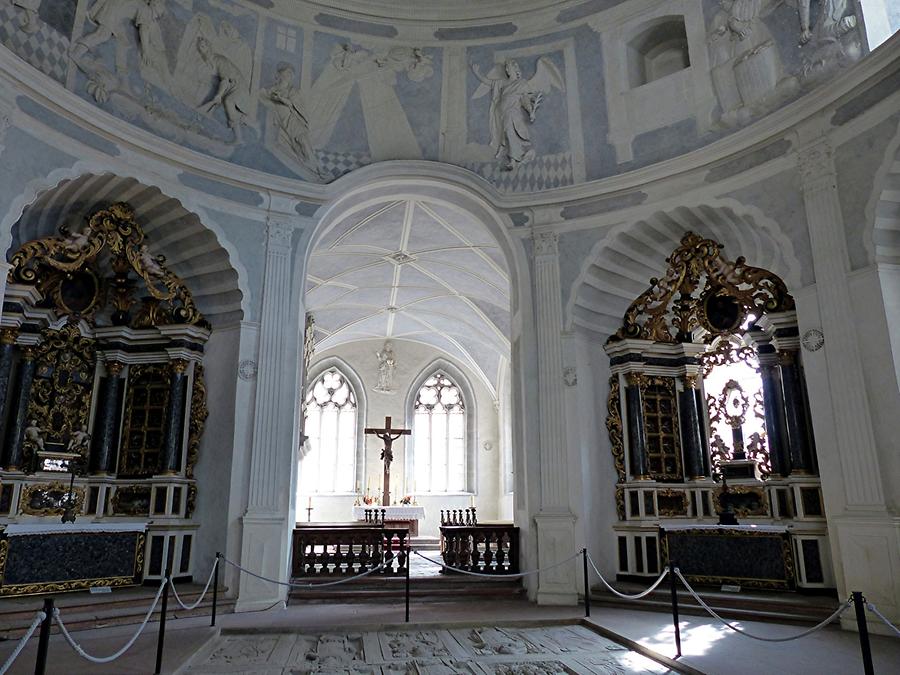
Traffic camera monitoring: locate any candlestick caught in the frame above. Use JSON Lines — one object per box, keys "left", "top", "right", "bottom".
{"left": 470, "top": 495, "right": 476, "bottom": 508}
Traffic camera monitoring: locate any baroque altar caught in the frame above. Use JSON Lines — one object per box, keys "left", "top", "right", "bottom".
{"left": 0, "top": 203, "right": 210, "bottom": 594}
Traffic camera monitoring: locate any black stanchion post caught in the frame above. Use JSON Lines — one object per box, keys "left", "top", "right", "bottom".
{"left": 34, "top": 598, "right": 53, "bottom": 675}
{"left": 211, "top": 553, "right": 220, "bottom": 627}
{"left": 155, "top": 557, "right": 173, "bottom": 675}
{"left": 404, "top": 544, "right": 411, "bottom": 623}
{"left": 668, "top": 561, "right": 682, "bottom": 659}
{"left": 852, "top": 592, "right": 875, "bottom": 675}
{"left": 582, "top": 548, "right": 591, "bottom": 618}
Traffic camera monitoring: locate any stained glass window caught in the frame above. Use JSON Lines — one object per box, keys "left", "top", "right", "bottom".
{"left": 413, "top": 372, "right": 466, "bottom": 493}
{"left": 299, "top": 369, "right": 357, "bottom": 494}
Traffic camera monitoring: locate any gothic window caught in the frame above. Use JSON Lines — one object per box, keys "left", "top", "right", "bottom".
{"left": 299, "top": 369, "right": 357, "bottom": 494}
{"left": 702, "top": 337, "right": 770, "bottom": 476}
{"left": 413, "top": 372, "right": 466, "bottom": 493}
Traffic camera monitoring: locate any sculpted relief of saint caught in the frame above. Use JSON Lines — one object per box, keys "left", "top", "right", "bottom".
{"left": 470, "top": 56, "right": 565, "bottom": 171}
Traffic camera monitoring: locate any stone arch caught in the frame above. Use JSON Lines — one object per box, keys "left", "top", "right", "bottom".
{"left": 865, "top": 119, "right": 900, "bottom": 265}
{"left": 3, "top": 170, "right": 248, "bottom": 326}
{"left": 565, "top": 198, "right": 803, "bottom": 341}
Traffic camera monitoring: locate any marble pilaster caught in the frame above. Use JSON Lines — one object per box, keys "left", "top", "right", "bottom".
{"left": 90, "top": 361, "right": 124, "bottom": 475}
{"left": 531, "top": 231, "right": 577, "bottom": 604}
{"left": 778, "top": 350, "right": 813, "bottom": 474}
{"left": 0, "top": 329, "right": 16, "bottom": 451}
{"left": 624, "top": 373, "right": 649, "bottom": 479}
{"left": 679, "top": 375, "right": 707, "bottom": 479}
{"left": 161, "top": 360, "right": 189, "bottom": 475}
{"left": 3, "top": 347, "right": 35, "bottom": 471}
{"left": 758, "top": 361, "right": 790, "bottom": 477}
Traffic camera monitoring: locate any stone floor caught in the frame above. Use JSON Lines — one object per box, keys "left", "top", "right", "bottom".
{"left": 183, "top": 624, "right": 674, "bottom": 674}
{"left": 0, "top": 597, "right": 897, "bottom": 674}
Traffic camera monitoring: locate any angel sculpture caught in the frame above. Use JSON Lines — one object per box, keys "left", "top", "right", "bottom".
{"left": 471, "top": 57, "right": 564, "bottom": 171}
{"left": 138, "top": 244, "right": 166, "bottom": 278}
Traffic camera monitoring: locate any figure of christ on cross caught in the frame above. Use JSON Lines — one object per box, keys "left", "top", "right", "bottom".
{"left": 364, "top": 416, "right": 411, "bottom": 507}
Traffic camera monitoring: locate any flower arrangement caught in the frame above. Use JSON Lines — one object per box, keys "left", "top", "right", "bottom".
{"left": 400, "top": 495, "right": 413, "bottom": 505}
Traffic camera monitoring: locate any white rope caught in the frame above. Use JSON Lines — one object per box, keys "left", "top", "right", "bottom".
{"left": 221, "top": 554, "right": 396, "bottom": 588}
{"left": 53, "top": 578, "right": 167, "bottom": 664}
{"left": 0, "top": 610, "right": 45, "bottom": 675}
{"left": 586, "top": 553, "right": 669, "bottom": 599}
{"left": 170, "top": 558, "right": 218, "bottom": 611}
{"left": 866, "top": 602, "right": 900, "bottom": 638}
{"left": 413, "top": 549, "right": 581, "bottom": 578}
{"left": 675, "top": 569, "right": 850, "bottom": 642}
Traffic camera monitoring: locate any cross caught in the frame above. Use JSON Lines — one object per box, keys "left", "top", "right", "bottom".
{"left": 364, "top": 416, "right": 411, "bottom": 507}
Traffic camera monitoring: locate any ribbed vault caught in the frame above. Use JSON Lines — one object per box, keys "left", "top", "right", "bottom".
{"left": 306, "top": 198, "right": 510, "bottom": 391}
{"left": 7, "top": 173, "right": 243, "bottom": 326}
{"left": 568, "top": 202, "right": 801, "bottom": 341}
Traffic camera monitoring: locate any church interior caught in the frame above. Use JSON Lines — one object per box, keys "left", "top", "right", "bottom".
{"left": 0, "top": 0, "right": 898, "bottom": 673}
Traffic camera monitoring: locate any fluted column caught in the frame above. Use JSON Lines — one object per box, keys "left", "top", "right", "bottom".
{"left": 624, "top": 372, "right": 649, "bottom": 479}
{"left": 0, "top": 329, "right": 17, "bottom": 452}
{"left": 797, "top": 129, "right": 898, "bottom": 623}
{"left": 90, "top": 361, "right": 124, "bottom": 475}
{"left": 160, "top": 359, "right": 188, "bottom": 475}
{"left": 237, "top": 219, "right": 297, "bottom": 611}
{"left": 4, "top": 346, "right": 35, "bottom": 471}
{"left": 679, "top": 375, "right": 707, "bottom": 479}
{"left": 778, "top": 350, "right": 813, "bottom": 474}
{"left": 531, "top": 231, "right": 577, "bottom": 605}
{"left": 797, "top": 137, "right": 883, "bottom": 506}
{"left": 758, "top": 360, "right": 790, "bottom": 476}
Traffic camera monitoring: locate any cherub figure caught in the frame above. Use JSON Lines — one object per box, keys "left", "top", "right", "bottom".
{"left": 62, "top": 227, "right": 91, "bottom": 255}
{"left": 471, "top": 56, "right": 564, "bottom": 171}
{"left": 138, "top": 244, "right": 165, "bottom": 278}
{"left": 67, "top": 425, "right": 91, "bottom": 453}
{"left": 24, "top": 420, "right": 45, "bottom": 452}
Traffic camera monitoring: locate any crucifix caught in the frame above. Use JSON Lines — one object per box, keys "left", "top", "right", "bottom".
{"left": 364, "top": 416, "right": 411, "bottom": 507}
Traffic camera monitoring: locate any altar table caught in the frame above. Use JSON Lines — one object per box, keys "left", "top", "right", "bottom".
{"left": 352, "top": 505, "right": 425, "bottom": 536}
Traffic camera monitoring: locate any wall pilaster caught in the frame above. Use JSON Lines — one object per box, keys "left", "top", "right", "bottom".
{"left": 796, "top": 130, "right": 899, "bottom": 626}
{"left": 531, "top": 231, "right": 577, "bottom": 604}
{"left": 237, "top": 219, "right": 298, "bottom": 610}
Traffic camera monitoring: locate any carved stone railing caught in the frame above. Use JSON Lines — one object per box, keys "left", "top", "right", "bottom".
{"left": 440, "top": 507, "right": 477, "bottom": 526}
{"left": 291, "top": 523, "right": 408, "bottom": 577}
{"left": 440, "top": 524, "right": 519, "bottom": 575}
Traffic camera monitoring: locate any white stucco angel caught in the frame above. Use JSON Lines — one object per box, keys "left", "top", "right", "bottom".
{"left": 471, "top": 57, "right": 564, "bottom": 171}
{"left": 24, "top": 420, "right": 45, "bottom": 452}
{"left": 138, "top": 244, "right": 165, "bottom": 278}
{"left": 67, "top": 425, "right": 91, "bottom": 453}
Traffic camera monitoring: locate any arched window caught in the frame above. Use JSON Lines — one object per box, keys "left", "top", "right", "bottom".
{"left": 413, "top": 372, "right": 467, "bottom": 493}
{"left": 299, "top": 368, "right": 358, "bottom": 494}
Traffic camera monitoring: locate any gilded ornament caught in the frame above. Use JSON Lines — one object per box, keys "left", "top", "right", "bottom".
{"left": 110, "top": 485, "right": 152, "bottom": 516}
{"left": 610, "top": 232, "right": 793, "bottom": 345}
{"left": 0, "top": 329, "right": 17, "bottom": 345}
{"left": 20, "top": 482, "right": 86, "bottom": 516}
{"left": 185, "top": 364, "right": 208, "bottom": 479}
{"left": 606, "top": 376, "right": 625, "bottom": 484}
{"left": 640, "top": 376, "right": 683, "bottom": 481}
{"left": 119, "top": 364, "right": 171, "bottom": 477}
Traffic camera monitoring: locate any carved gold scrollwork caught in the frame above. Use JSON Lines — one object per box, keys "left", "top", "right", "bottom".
{"left": 20, "top": 482, "right": 85, "bottom": 516}
{"left": 8, "top": 202, "right": 204, "bottom": 327}
{"left": 186, "top": 364, "right": 208, "bottom": 479}
{"left": 610, "top": 232, "right": 794, "bottom": 344}
{"left": 606, "top": 376, "right": 625, "bottom": 484}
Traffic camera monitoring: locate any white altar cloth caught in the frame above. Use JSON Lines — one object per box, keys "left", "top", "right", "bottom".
{"left": 352, "top": 505, "right": 425, "bottom": 521}
{"left": 4, "top": 522, "right": 147, "bottom": 536}
{"left": 659, "top": 523, "right": 788, "bottom": 533}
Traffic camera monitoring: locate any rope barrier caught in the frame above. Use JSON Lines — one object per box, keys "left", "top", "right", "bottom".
{"left": 585, "top": 552, "right": 669, "bottom": 599}
{"left": 413, "top": 549, "right": 582, "bottom": 578}
{"left": 675, "top": 569, "right": 851, "bottom": 642}
{"left": 53, "top": 578, "right": 167, "bottom": 664}
{"left": 0, "top": 610, "right": 45, "bottom": 675}
{"left": 170, "top": 559, "right": 218, "bottom": 611}
{"left": 866, "top": 602, "right": 900, "bottom": 638}
{"left": 220, "top": 554, "right": 397, "bottom": 588}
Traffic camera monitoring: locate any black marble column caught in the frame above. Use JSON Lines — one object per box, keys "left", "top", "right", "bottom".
{"left": 679, "top": 375, "right": 707, "bottom": 479}
{"left": 624, "top": 373, "right": 650, "bottom": 479}
{"left": 759, "top": 361, "right": 790, "bottom": 476}
{"left": 0, "top": 330, "right": 17, "bottom": 453}
{"left": 694, "top": 388, "right": 712, "bottom": 476}
{"left": 90, "top": 361, "right": 124, "bottom": 475}
{"left": 161, "top": 360, "right": 189, "bottom": 475}
{"left": 779, "top": 351, "right": 813, "bottom": 474}
{"left": 3, "top": 347, "right": 36, "bottom": 471}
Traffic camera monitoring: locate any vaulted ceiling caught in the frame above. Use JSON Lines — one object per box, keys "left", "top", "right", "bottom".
{"left": 306, "top": 199, "right": 510, "bottom": 391}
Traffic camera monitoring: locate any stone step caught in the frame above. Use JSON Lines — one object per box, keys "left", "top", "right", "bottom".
{"left": 289, "top": 572, "right": 524, "bottom": 603}
{"left": 590, "top": 583, "right": 841, "bottom": 625}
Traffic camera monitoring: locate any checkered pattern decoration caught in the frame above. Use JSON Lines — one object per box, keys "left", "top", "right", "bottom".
{"left": 0, "top": 6, "right": 70, "bottom": 85}
{"left": 316, "top": 149, "right": 371, "bottom": 180}
{"left": 465, "top": 152, "right": 576, "bottom": 193}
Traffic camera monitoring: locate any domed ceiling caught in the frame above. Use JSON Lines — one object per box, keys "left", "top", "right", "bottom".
{"left": 306, "top": 199, "right": 509, "bottom": 391}
{"left": 0, "top": 0, "right": 885, "bottom": 195}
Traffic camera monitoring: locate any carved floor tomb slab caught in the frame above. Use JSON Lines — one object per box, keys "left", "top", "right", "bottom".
{"left": 184, "top": 624, "right": 675, "bottom": 673}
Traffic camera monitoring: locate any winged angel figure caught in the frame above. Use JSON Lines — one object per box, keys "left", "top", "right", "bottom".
{"left": 471, "top": 57, "right": 564, "bottom": 171}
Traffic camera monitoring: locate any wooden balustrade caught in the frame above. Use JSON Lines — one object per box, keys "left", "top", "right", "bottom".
{"left": 440, "top": 507, "right": 477, "bottom": 526}
{"left": 291, "top": 523, "right": 408, "bottom": 577}
{"left": 440, "top": 524, "right": 519, "bottom": 575}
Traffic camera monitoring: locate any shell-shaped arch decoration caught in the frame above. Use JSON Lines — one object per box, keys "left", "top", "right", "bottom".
{"left": 610, "top": 232, "right": 794, "bottom": 344}
{"left": 7, "top": 202, "right": 204, "bottom": 327}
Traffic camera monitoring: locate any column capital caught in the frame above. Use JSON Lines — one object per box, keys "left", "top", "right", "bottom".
{"left": 105, "top": 360, "right": 125, "bottom": 376}
{"left": 796, "top": 137, "right": 835, "bottom": 184}
{"left": 532, "top": 231, "right": 559, "bottom": 257}
{"left": 682, "top": 374, "right": 699, "bottom": 390}
{"left": 169, "top": 358, "right": 190, "bottom": 375}
{"left": 266, "top": 220, "right": 294, "bottom": 251}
